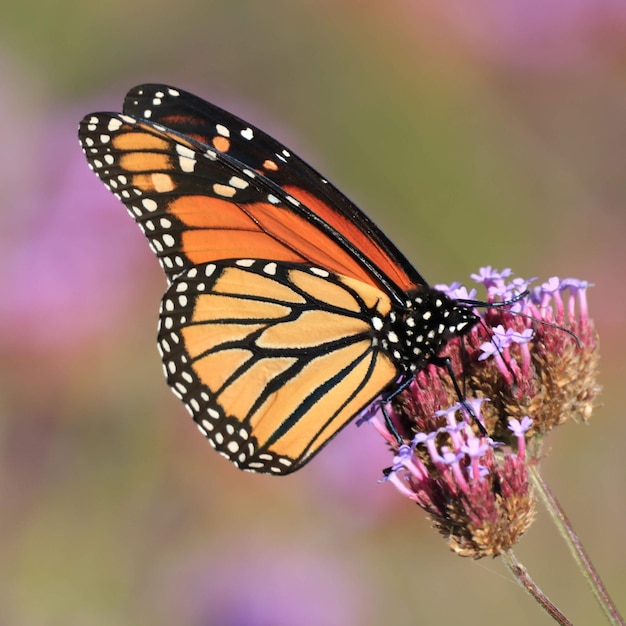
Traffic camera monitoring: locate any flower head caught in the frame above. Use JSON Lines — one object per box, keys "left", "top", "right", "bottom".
{"left": 368, "top": 267, "right": 600, "bottom": 557}
{"left": 398, "top": 269, "right": 599, "bottom": 446}
{"left": 472, "top": 272, "right": 600, "bottom": 444}
{"left": 378, "top": 406, "right": 535, "bottom": 558}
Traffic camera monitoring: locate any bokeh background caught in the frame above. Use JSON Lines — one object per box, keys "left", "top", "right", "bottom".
{"left": 1, "top": 2, "right": 625, "bottom": 625}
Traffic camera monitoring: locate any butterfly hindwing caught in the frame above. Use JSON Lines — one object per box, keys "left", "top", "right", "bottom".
{"left": 158, "top": 259, "right": 400, "bottom": 474}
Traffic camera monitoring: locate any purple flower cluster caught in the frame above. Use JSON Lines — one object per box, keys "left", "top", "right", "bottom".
{"left": 369, "top": 267, "right": 599, "bottom": 557}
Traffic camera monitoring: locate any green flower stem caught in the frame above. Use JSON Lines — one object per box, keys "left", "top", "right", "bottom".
{"left": 528, "top": 464, "right": 624, "bottom": 626}
{"left": 501, "top": 550, "right": 573, "bottom": 625}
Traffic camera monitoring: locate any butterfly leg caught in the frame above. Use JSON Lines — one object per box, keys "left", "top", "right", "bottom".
{"left": 379, "top": 375, "right": 418, "bottom": 444}
{"left": 430, "top": 356, "right": 488, "bottom": 435}
{"left": 379, "top": 357, "right": 488, "bottom": 439}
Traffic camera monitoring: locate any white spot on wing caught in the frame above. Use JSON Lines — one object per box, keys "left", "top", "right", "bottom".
{"left": 216, "top": 124, "right": 230, "bottom": 137}
{"left": 228, "top": 176, "right": 249, "bottom": 190}
{"left": 107, "top": 118, "right": 122, "bottom": 131}
{"left": 213, "top": 183, "right": 236, "bottom": 198}
{"left": 176, "top": 144, "right": 196, "bottom": 172}
{"left": 372, "top": 317, "right": 383, "bottom": 331}
{"left": 309, "top": 267, "right": 329, "bottom": 278}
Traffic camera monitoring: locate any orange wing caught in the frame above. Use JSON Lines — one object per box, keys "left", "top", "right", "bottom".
{"left": 158, "top": 260, "right": 399, "bottom": 474}
{"left": 122, "top": 84, "right": 425, "bottom": 296}
{"left": 79, "top": 86, "right": 426, "bottom": 301}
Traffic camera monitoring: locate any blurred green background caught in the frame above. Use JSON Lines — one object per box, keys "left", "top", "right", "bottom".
{"left": 1, "top": 1, "right": 625, "bottom": 624}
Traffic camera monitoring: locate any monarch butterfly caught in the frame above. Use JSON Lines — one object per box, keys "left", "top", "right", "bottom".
{"left": 78, "top": 84, "right": 479, "bottom": 475}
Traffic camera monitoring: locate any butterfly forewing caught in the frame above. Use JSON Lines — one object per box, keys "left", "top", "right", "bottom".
{"left": 122, "top": 84, "right": 425, "bottom": 297}
{"left": 79, "top": 112, "right": 412, "bottom": 294}
{"left": 158, "top": 259, "right": 399, "bottom": 474}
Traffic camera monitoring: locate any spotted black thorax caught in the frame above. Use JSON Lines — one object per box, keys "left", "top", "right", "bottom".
{"left": 384, "top": 288, "right": 480, "bottom": 374}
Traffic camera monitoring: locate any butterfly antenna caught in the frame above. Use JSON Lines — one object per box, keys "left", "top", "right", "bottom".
{"left": 465, "top": 289, "right": 582, "bottom": 347}
{"left": 508, "top": 311, "right": 582, "bottom": 347}
{"left": 455, "top": 289, "right": 529, "bottom": 309}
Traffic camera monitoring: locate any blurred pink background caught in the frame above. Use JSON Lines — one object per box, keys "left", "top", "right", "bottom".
{"left": 1, "top": 2, "right": 625, "bottom": 624}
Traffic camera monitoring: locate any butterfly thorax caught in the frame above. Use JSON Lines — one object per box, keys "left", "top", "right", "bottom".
{"left": 383, "top": 287, "right": 480, "bottom": 373}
